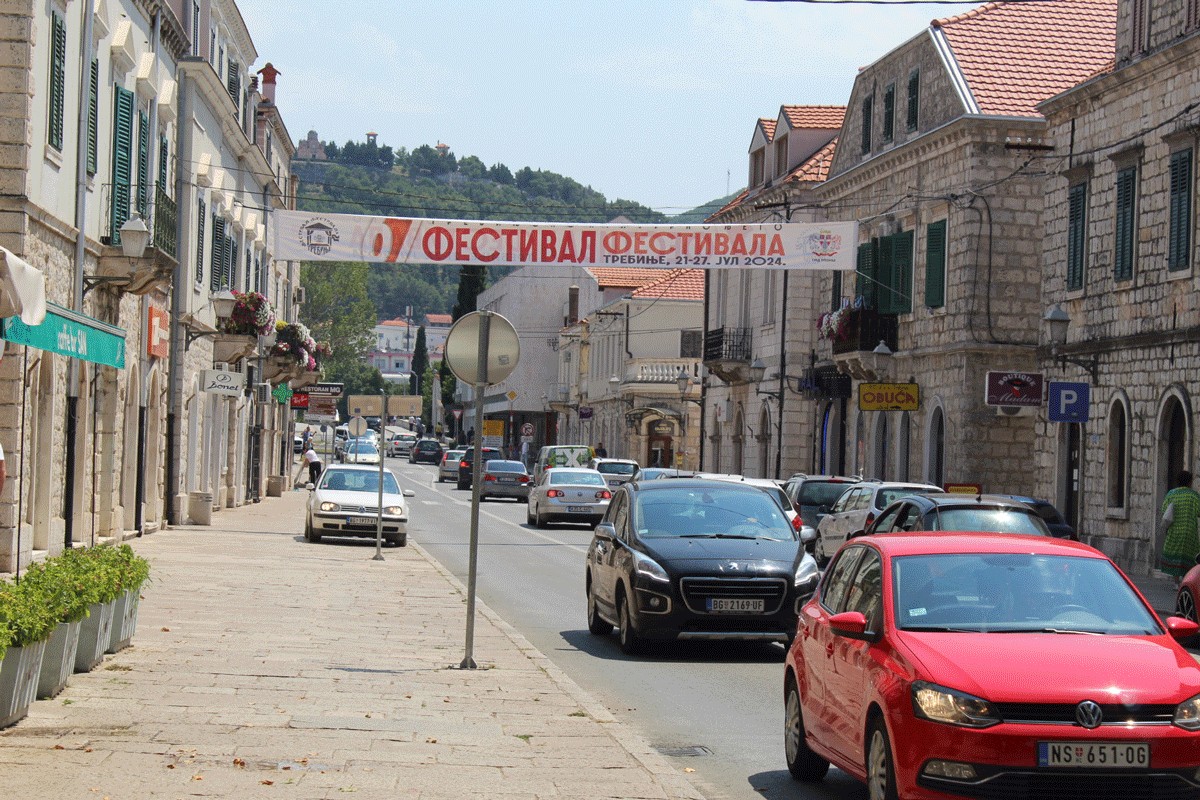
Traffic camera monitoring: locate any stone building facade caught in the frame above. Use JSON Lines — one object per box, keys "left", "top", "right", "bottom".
{"left": 1036, "top": 0, "right": 1200, "bottom": 572}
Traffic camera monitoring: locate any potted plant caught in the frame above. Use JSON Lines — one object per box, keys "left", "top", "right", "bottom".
{"left": 214, "top": 291, "right": 276, "bottom": 364}
{"left": 107, "top": 545, "right": 150, "bottom": 654}
{"left": 24, "top": 550, "right": 96, "bottom": 699}
{"left": 266, "top": 320, "right": 317, "bottom": 382}
{"left": 0, "top": 576, "right": 57, "bottom": 728}
{"left": 74, "top": 547, "right": 123, "bottom": 673}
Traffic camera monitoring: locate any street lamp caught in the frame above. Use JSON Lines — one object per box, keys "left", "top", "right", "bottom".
{"left": 119, "top": 213, "right": 150, "bottom": 259}
{"left": 1043, "top": 303, "right": 1098, "bottom": 382}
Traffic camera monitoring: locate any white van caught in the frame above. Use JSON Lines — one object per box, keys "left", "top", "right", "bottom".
{"left": 534, "top": 445, "right": 594, "bottom": 480}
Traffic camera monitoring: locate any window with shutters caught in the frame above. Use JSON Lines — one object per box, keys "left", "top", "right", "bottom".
{"left": 86, "top": 59, "right": 98, "bottom": 174}
{"left": 195, "top": 197, "right": 206, "bottom": 285}
{"left": 861, "top": 96, "right": 873, "bottom": 154}
{"left": 906, "top": 69, "right": 919, "bottom": 131}
{"left": 876, "top": 230, "right": 913, "bottom": 314}
{"left": 856, "top": 240, "right": 877, "bottom": 308}
{"left": 224, "top": 235, "right": 235, "bottom": 289}
{"left": 226, "top": 61, "right": 240, "bottom": 119}
{"left": 136, "top": 110, "right": 149, "bottom": 216}
{"left": 244, "top": 248, "right": 252, "bottom": 292}
{"left": 1189, "top": 0, "right": 1200, "bottom": 31}
{"left": 192, "top": 2, "right": 200, "bottom": 55}
{"left": 681, "top": 330, "right": 702, "bottom": 359}
{"left": 1113, "top": 166, "right": 1137, "bottom": 281}
{"left": 266, "top": 129, "right": 273, "bottom": 168}
{"left": 1066, "top": 182, "right": 1088, "bottom": 290}
{"left": 1169, "top": 149, "right": 1193, "bottom": 271}
{"left": 1131, "top": 0, "right": 1148, "bottom": 55}
{"left": 159, "top": 135, "right": 169, "bottom": 194}
{"left": 218, "top": 45, "right": 224, "bottom": 79}
{"left": 882, "top": 84, "right": 895, "bottom": 144}
{"left": 209, "top": 29, "right": 216, "bottom": 65}
{"left": 110, "top": 85, "right": 135, "bottom": 243}
{"left": 831, "top": 270, "right": 842, "bottom": 312}
{"left": 48, "top": 11, "right": 66, "bottom": 151}
{"left": 210, "top": 214, "right": 226, "bottom": 292}
{"left": 925, "top": 220, "right": 946, "bottom": 308}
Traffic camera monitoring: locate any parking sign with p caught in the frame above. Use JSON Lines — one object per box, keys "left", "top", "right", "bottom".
{"left": 1048, "top": 381, "right": 1090, "bottom": 423}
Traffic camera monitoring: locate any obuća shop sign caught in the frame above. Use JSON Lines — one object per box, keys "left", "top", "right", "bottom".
{"left": 859, "top": 383, "right": 919, "bottom": 411}
{"left": 985, "top": 371, "right": 1044, "bottom": 407}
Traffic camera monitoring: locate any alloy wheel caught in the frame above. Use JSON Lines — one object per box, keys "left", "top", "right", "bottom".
{"left": 1178, "top": 586, "right": 1197, "bottom": 622}
{"left": 785, "top": 685, "right": 802, "bottom": 766}
{"left": 866, "top": 722, "right": 896, "bottom": 800}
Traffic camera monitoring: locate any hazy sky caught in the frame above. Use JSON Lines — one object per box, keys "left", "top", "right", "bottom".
{"left": 236, "top": 0, "right": 974, "bottom": 215}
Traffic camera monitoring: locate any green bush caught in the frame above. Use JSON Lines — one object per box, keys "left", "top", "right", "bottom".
{"left": 109, "top": 545, "right": 151, "bottom": 594}
{"left": 0, "top": 577, "right": 59, "bottom": 649}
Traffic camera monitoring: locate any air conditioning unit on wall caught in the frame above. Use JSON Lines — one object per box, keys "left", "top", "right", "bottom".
{"left": 996, "top": 405, "right": 1036, "bottom": 418}
{"left": 254, "top": 382, "right": 271, "bottom": 404}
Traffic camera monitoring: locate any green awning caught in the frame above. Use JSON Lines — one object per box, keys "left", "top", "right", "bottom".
{"left": 1, "top": 301, "right": 126, "bottom": 368}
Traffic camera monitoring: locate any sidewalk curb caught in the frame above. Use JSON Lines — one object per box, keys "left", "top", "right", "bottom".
{"left": 410, "top": 539, "right": 710, "bottom": 800}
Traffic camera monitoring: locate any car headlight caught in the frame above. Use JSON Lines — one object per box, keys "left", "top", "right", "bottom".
{"left": 912, "top": 681, "right": 999, "bottom": 728}
{"left": 1174, "top": 693, "right": 1200, "bottom": 730}
{"left": 632, "top": 550, "right": 669, "bottom": 583}
{"left": 319, "top": 501, "right": 339, "bottom": 512}
{"left": 383, "top": 505, "right": 405, "bottom": 516}
{"left": 795, "top": 554, "right": 819, "bottom": 589}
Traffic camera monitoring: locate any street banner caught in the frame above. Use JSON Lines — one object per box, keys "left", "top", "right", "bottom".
{"left": 270, "top": 210, "right": 858, "bottom": 272}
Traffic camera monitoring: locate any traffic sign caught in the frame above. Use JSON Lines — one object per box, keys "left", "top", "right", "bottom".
{"left": 452, "top": 409, "right": 463, "bottom": 420}
{"left": 348, "top": 416, "right": 368, "bottom": 436}
{"left": 1048, "top": 381, "right": 1090, "bottom": 423}
{"left": 521, "top": 422, "right": 534, "bottom": 436}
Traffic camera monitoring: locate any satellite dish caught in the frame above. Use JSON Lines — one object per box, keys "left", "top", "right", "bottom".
{"left": 444, "top": 311, "right": 520, "bottom": 386}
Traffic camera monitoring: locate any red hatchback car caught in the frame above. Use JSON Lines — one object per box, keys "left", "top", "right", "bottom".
{"left": 784, "top": 533, "right": 1200, "bottom": 800}
{"left": 1177, "top": 557, "right": 1200, "bottom": 634}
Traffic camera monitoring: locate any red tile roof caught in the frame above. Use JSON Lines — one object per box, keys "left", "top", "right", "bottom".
{"left": 934, "top": 0, "right": 1116, "bottom": 118}
{"left": 379, "top": 318, "right": 412, "bottom": 327}
{"left": 630, "top": 269, "right": 704, "bottom": 300}
{"left": 759, "top": 118, "right": 777, "bottom": 142}
{"left": 781, "top": 105, "right": 846, "bottom": 130}
{"left": 786, "top": 137, "right": 838, "bottom": 184}
{"left": 710, "top": 188, "right": 750, "bottom": 219}
{"left": 424, "top": 313, "right": 452, "bottom": 325}
{"left": 585, "top": 267, "right": 674, "bottom": 288}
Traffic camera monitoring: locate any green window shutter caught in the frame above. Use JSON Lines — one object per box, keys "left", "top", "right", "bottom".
{"left": 831, "top": 270, "right": 842, "bottom": 312}
{"left": 224, "top": 234, "right": 235, "bottom": 288}
{"left": 195, "top": 198, "right": 206, "bottom": 285}
{"left": 159, "top": 135, "right": 169, "bottom": 192}
{"left": 86, "top": 59, "right": 98, "bottom": 174}
{"left": 882, "top": 84, "right": 895, "bottom": 143}
{"left": 906, "top": 69, "right": 919, "bottom": 131}
{"left": 1169, "top": 149, "right": 1193, "bottom": 271}
{"left": 893, "top": 230, "right": 913, "bottom": 314}
{"left": 1066, "top": 182, "right": 1087, "bottom": 290}
{"left": 110, "top": 86, "right": 135, "bottom": 243}
{"left": 1113, "top": 167, "right": 1136, "bottom": 281}
{"left": 48, "top": 12, "right": 66, "bottom": 150}
{"left": 226, "top": 61, "right": 240, "bottom": 116}
{"left": 925, "top": 220, "right": 946, "bottom": 308}
{"left": 877, "top": 235, "right": 897, "bottom": 313}
{"left": 210, "top": 215, "right": 225, "bottom": 292}
{"left": 861, "top": 97, "right": 873, "bottom": 154}
{"left": 856, "top": 240, "right": 877, "bottom": 308}
{"left": 136, "top": 110, "right": 150, "bottom": 216}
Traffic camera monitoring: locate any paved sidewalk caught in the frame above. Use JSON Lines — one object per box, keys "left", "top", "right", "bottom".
{"left": 0, "top": 490, "right": 706, "bottom": 800}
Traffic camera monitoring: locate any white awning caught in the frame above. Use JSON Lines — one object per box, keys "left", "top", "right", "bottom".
{"left": 0, "top": 248, "right": 46, "bottom": 325}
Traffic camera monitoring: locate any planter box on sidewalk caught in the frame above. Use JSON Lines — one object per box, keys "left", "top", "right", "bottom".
{"left": 0, "top": 640, "right": 47, "bottom": 728}
{"left": 37, "top": 620, "right": 81, "bottom": 699}
{"left": 107, "top": 589, "right": 140, "bottom": 654}
{"left": 74, "top": 600, "right": 115, "bottom": 673}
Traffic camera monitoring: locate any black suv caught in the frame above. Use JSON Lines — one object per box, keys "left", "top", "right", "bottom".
{"left": 456, "top": 446, "right": 502, "bottom": 490}
{"left": 409, "top": 439, "right": 443, "bottom": 465}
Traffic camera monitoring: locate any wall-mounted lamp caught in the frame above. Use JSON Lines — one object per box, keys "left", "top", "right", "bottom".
{"left": 1044, "top": 303, "right": 1098, "bottom": 382}
{"left": 83, "top": 213, "right": 151, "bottom": 295}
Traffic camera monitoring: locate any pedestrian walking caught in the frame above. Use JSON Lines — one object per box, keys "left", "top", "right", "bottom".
{"left": 1160, "top": 470, "right": 1200, "bottom": 584}
{"left": 302, "top": 445, "right": 323, "bottom": 485}
{"left": 594, "top": 441, "right": 608, "bottom": 458}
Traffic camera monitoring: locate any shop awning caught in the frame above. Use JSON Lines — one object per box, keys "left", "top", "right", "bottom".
{"left": 1, "top": 301, "right": 126, "bottom": 368}
{"left": 0, "top": 247, "right": 46, "bottom": 325}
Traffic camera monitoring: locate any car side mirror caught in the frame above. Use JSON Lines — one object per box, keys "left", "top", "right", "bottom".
{"left": 305, "top": 482, "right": 315, "bottom": 491}
{"left": 829, "top": 610, "right": 871, "bottom": 640}
{"left": 1166, "top": 616, "right": 1200, "bottom": 641}
{"left": 403, "top": 489, "right": 416, "bottom": 498}
{"left": 594, "top": 521, "right": 617, "bottom": 540}
{"left": 799, "top": 526, "right": 816, "bottom": 544}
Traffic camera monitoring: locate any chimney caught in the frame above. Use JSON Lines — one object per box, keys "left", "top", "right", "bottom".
{"left": 567, "top": 285, "right": 579, "bottom": 326}
{"left": 257, "top": 62, "right": 280, "bottom": 104}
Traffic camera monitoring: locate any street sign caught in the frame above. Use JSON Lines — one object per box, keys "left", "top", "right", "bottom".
{"left": 482, "top": 419, "right": 504, "bottom": 437}
{"left": 308, "top": 382, "right": 344, "bottom": 397}
{"left": 858, "top": 382, "right": 919, "bottom": 411}
{"left": 984, "top": 371, "right": 1044, "bottom": 407}
{"left": 348, "top": 416, "right": 368, "bottom": 436}
{"left": 506, "top": 390, "right": 518, "bottom": 402}
{"left": 452, "top": 409, "right": 463, "bottom": 420}
{"left": 272, "top": 384, "right": 293, "bottom": 404}
{"left": 1048, "top": 381, "right": 1090, "bottom": 423}
{"left": 521, "top": 422, "right": 534, "bottom": 436}
{"left": 200, "top": 369, "right": 244, "bottom": 396}
{"left": 444, "top": 311, "right": 520, "bottom": 386}
{"left": 578, "top": 406, "right": 593, "bottom": 419}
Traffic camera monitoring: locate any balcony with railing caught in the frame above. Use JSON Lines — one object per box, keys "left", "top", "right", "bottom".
{"left": 703, "top": 327, "right": 753, "bottom": 383}
{"left": 92, "top": 182, "right": 179, "bottom": 296}
{"left": 819, "top": 305, "right": 899, "bottom": 382}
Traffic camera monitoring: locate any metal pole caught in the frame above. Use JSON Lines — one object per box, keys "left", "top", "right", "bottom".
{"left": 374, "top": 385, "right": 386, "bottom": 561}
{"left": 461, "top": 311, "right": 491, "bottom": 669}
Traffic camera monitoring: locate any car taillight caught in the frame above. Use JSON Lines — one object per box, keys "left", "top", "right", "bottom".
{"left": 484, "top": 474, "right": 496, "bottom": 482}
{"left": 596, "top": 490, "right": 612, "bottom": 500}
{"left": 519, "top": 475, "right": 529, "bottom": 483}
{"left": 547, "top": 489, "right": 565, "bottom": 498}
{"left": 460, "top": 460, "right": 469, "bottom": 469}
{"left": 792, "top": 515, "right": 803, "bottom": 533}
{"left": 865, "top": 513, "right": 875, "bottom": 526}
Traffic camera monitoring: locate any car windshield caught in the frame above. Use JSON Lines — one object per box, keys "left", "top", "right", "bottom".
{"left": 597, "top": 462, "right": 637, "bottom": 475}
{"left": 320, "top": 469, "right": 400, "bottom": 494}
{"left": 878, "top": 486, "right": 942, "bottom": 507}
{"left": 933, "top": 508, "right": 1050, "bottom": 535}
{"left": 796, "top": 481, "right": 854, "bottom": 507}
{"left": 635, "top": 487, "right": 794, "bottom": 541}
{"left": 486, "top": 460, "right": 526, "bottom": 473}
{"left": 347, "top": 442, "right": 377, "bottom": 454}
{"left": 893, "top": 553, "right": 1160, "bottom": 635}
{"left": 549, "top": 470, "right": 606, "bottom": 486}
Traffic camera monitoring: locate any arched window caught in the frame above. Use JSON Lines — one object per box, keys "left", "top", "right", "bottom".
{"left": 898, "top": 412, "right": 911, "bottom": 481}
{"left": 1106, "top": 398, "right": 1129, "bottom": 510}
{"left": 927, "top": 406, "right": 945, "bottom": 487}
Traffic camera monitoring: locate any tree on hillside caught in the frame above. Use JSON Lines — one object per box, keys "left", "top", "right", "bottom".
{"left": 458, "top": 155, "right": 486, "bottom": 179}
{"left": 410, "top": 327, "right": 428, "bottom": 395}
{"left": 488, "top": 163, "right": 513, "bottom": 185}
{"left": 409, "top": 144, "right": 456, "bottom": 177}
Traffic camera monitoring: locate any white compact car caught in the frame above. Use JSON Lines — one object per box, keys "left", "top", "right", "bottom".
{"left": 342, "top": 440, "right": 381, "bottom": 465}
{"left": 526, "top": 467, "right": 612, "bottom": 528}
{"left": 305, "top": 464, "right": 414, "bottom": 546}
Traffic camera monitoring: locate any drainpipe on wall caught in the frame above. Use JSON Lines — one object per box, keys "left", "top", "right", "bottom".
{"left": 165, "top": 68, "right": 193, "bottom": 525}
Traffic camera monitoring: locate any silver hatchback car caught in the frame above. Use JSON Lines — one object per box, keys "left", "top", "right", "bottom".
{"left": 480, "top": 459, "right": 532, "bottom": 502}
{"left": 437, "top": 449, "right": 465, "bottom": 483}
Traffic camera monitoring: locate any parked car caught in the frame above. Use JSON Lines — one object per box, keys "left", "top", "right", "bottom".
{"left": 438, "top": 448, "right": 465, "bottom": 484}
{"left": 293, "top": 434, "right": 304, "bottom": 454}
{"left": 409, "top": 438, "right": 443, "bottom": 465}
{"left": 304, "top": 464, "right": 415, "bottom": 546}
{"left": 534, "top": 444, "right": 593, "bottom": 480}
{"left": 1176, "top": 555, "right": 1200, "bottom": 641}
{"left": 480, "top": 459, "right": 532, "bottom": 502}
{"left": 341, "top": 440, "right": 381, "bottom": 465}
{"left": 586, "top": 478, "right": 820, "bottom": 654}
{"left": 815, "top": 481, "right": 944, "bottom": 563}
{"left": 387, "top": 431, "right": 418, "bottom": 458}
{"left": 783, "top": 533, "right": 1200, "bottom": 798}
{"left": 695, "top": 473, "right": 810, "bottom": 537}
{"left": 783, "top": 474, "right": 860, "bottom": 531}
{"left": 457, "top": 446, "right": 503, "bottom": 490}
{"left": 526, "top": 467, "right": 611, "bottom": 527}
{"left": 859, "top": 493, "right": 1053, "bottom": 538}
{"left": 629, "top": 468, "right": 693, "bottom": 482}
{"left": 996, "top": 494, "right": 1077, "bottom": 539}
{"left": 588, "top": 457, "right": 640, "bottom": 488}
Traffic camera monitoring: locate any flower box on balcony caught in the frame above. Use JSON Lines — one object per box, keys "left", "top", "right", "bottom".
{"left": 211, "top": 333, "right": 258, "bottom": 365}
{"left": 827, "top": 308, "right": 899, "bottom": 355}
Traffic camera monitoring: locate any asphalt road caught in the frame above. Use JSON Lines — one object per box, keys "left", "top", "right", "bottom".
{"left": 384, "top": 455, "right": 865, "bottom": 800}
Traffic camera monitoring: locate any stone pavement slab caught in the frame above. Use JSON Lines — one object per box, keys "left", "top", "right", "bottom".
{"left": 0, "top": 490, "right": 706, "bottom": 800}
